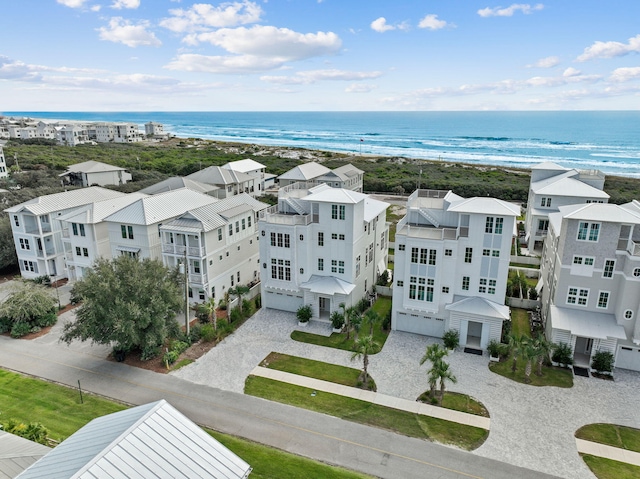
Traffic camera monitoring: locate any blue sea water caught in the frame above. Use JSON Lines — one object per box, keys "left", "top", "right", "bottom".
{"left": 5, "top": 111, "right": 640, "bottom": 177}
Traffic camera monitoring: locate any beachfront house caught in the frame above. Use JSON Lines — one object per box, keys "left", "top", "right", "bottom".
{"left": 277, "top": 162, "right": 364, "bottom": 192}
{"left": 0, "top": 140, "right": 7, "bottom": 178}
{"left": 539, "top": 202, "right": 640, "bottom": 372}
{"left": 392, "top": 190, "right": 519, "bottom": 350}
{"left": 187, "top": 166, "right": 258, "bottom": 199}
{"left": 4, "top": 187, "right": 127, "bottom": 280}
{"left": 160, "top": 193, "right": 268, "bottom": 304}
{"left": 524, "top": 161, "right": 608, "bottom": 253}
{"left": 59, "top": 160, "right": 133, "bottom": 188}
{"left": 222, "top": 159, "right": 268, "bottom": 196}
{"left": 139, "top": 176, "right": 220, "bottom": 197}
{"left": 258, "top": 183, "right": 389, "bottom": 318}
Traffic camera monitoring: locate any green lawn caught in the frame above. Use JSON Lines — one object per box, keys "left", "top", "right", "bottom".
{"left": 260, "top": 352, "right": 365, "bottom": 387}
{"left": 576, "top": 424, "right": 640, "bottom": 453}
{"left": 291, "top": 297, "right": 392, "bottom": 353}
{"left": 417, "top": 391, "right": 490, "bottom": 417}
{"left": 0, "top": 369, "right": 374, "bottom": 478}
{"left": 207, "top": 429, "right": 374, "bottom": 479}
{"left": 581, "top": 454, "right": 640, "bottom": 479}
{"left": 245, "top": 376, "right": 488, "bottom": 451}
{"left": 510, "top": 308, "right": 531, "bottom": 338}
{"left": 0, "top": 369, "right": 127, "bottom": 441}
{"left": 489, "top": 358, "right": 573, "bottom": 388}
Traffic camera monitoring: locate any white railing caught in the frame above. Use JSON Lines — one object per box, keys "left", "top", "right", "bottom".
{"left": 61, "top": 228, "right": 70, "bottom": 238}
{"left": 162, "top": 244, "right": 205, "bottom": 256}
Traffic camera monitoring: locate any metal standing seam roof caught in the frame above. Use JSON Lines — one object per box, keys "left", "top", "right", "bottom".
{"left": 301, "top": 187, "right": 368, "bottom": 204}
{"left": 186, "top": 166, "right": 254, "bottom": 186}
{"left": 221, "top": 159, "right": 266, "bottom": 174}
{"left": 16, "top": 400, "right": 252, "bottom": 479}
{"left": 300, "top": 275, "right": 356, "bottom": 295}
{"left": 447, "top": 197, "right": 521, "bottom": 216}
{"left": 364, "top": 197, "right": 390, "bottom": 222}
{"left": 58, "top": 160, "right": 128, "bottom": 176}
{"left": 549, "top": 305, "right": 627, "bottom": 340}
{"left": 557, "top": 203, "right": 640, "bottom": 224}
{"left": 277, "top": 162, "right": 331, "bottom": 181}
{"left": 4, "top": 187, "right": 127, "bottom": 216}
{"left": 103, "top": 189, "right": 218, "bottom": 225}
{"left": 0, "top": 431, "right": 51, "bottom": 479}
{"left": 531, "top": 176, "right": 609, "bottom": 198}
{"left": 445, "top": 296, "right": 510, "bottom": 319}
{"left": 57, "top": 193, "right": 148, "bottom": 224}
{"left": 531, "top": 161, "right": 570, "bottom": 171}
{"left": 138, "top": 177, "right": 220, "bottom": 195}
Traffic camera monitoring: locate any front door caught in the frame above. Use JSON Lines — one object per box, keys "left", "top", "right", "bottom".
{"left": 319, "top": 297, "right": 329, "bottom": 318}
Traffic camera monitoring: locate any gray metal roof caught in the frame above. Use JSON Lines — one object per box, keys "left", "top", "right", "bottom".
{"left": 221, "top": 159, "right": 265, "bottom": 173}
{"left": 531, "top": 175, "right": 609, "bottom": 198}
{"left": 16, "top": 400, "right": 251, "bottom": 479}
{"left": 138, "top": 177, "right": 220, "bottom": 195}
{"left": 0, "top": 431, "right": 51, "bottom": 479}
{"left": 278, "top": 162, "right": 331, "bottom": 181}
{"left": 59, "top": 160, "right": 127, "bottom": 176}
{"left": 447, "top": 197, "right": 521, "bottom": 216}
{"left": 4, "top": 187, "right": 127, "bottom": 216}
{"left": 57, "top": 193, "right": 148, "bottom": 224}
{"left": 186, "top": 166, "right": 254, "bottom": 186}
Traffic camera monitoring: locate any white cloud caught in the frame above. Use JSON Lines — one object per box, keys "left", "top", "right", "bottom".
{"left": 345, "top": 83, "right": 377, "bottom": 93}
{"left": 562, "top": 67, "right": 581, "bottom": 77}
{"left": 477, "top": 3, "right": 544, "bottom": 17}
{"left": 609, "top": 66, "right": 640, "bottom": 82}
{"left": 185, "top": 25, "right": 341, "bottom": 61}
{"left": 90, "top": 4, "right": 101, "bottom": 11}
{"left": 56, "top": 0, "right": 88, "bottom": 8}
{"left": 165, "top": 53, "right": 284, "bottom": 74}
{"left": 576, "top": 34, "right": 640, "bottom": 62}
{"left": 527, "top": 56, "right": 560, "bottom": 68}
{"left": 97, "top": 17, "right": 162, "bottom": 47}
{"left": 418, "top": 14, "right": 451, "bottom": 31}
{"left": 111, "top": 0, "right": 140, "bottom": 9}
{"left": 370, "top": 17, "right": 395, "bottom": 33}
{"left": 261, "top": 69, "right": 383, "bottom": 85}
{"left": 160, "top": 1, "right": 263, "bottom": 33}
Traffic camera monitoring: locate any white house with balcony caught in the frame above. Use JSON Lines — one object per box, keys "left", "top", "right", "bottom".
{"left": 258, "top": 182, "right": 389, "bottom": 318}
{"left": 392, "top": 190, "right": 520, "bottom": 350}
{"left": 139, "top": 176, "right": 220, "bottom": 197}
{"left": 102, "top": 189, "right": 218, "bottom": 262}
{"left": 278, "top": 162, "right": 364, "bottom": 192}
{"left": 114, "top": 123, "right": 142, "bottom": 143}
{"left": 222, "top": 159, "right": 270, "bottom": 196}
{"left": 187, "top": 166, "right": 258, "bottom": 199}
{"left": 5, "top": 187, "right": 127, "bottom": 279}
{"left": 56, "top": 125, "right": 90, "bottom": 146}
{"left": 524, "top": 161, "right": 608, "bottom": 252}
{"left": 144, "top": 121, "right": 164, "bottom": 137}
{"left": 59, "top": 160, "right": 132, "bottom": 187}
{"left": 57, "top": 193, "right": 147, "bottom": 281}
{"left": 539, "top": 202, "right": 640, "bottom": 371}
{"left": 160, "top": 193, "right": 268, "bottom": 304}
{"left": 0, "top": 140, "right": 7, "bottom": 178}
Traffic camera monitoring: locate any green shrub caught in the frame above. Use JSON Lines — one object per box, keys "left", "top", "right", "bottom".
{"left": 188, "top": 324, "right": 202, "bottom": 343}
{"left": 10, "top": 321, "right": 32, "bottom": 338}
{"left": 200, "top": 323, "right": 216, "bottom": 342}
{"left": 230, "top": 307, "right": 243, "bottom": 323}
{"left": 591, "top": 350, "right": 615, "bottom": 374}
{"left": 0, "top": 317, "right": 11, "bottom": 334}
{"left": 330, "top": 311, "right": 344, "bottom": 329}
{"left": 296, "top": 304, "right": 312, "bottom": 323}
{"left": 242, "top": 299, "right": 255, "bottom": 317}
{"left": 170, "top": 340, "right": 190, "bottom": 355}
{"left": 35, "top": 310, "right": 57, "bottom": 328}
{"left": 254, "top": 295, "right": 261, "bottom": 309}
{"left": 3, "top": 419, "right": 49, "bottom": 445}
{"left": 356, "top": 298, "right": 370, "bottom": 313}
{"left": 140, "top": 344, "right": 161, "bottom": 361}
{"left": 551, "top": 342, "right": 573, "bottom": 367}
{"left": 443, "top": 329, "right": 460, "bottom": 350}
{"left": 196, "top": 304, "right": 210, "bottom": 324}
{"left": 163, "top": 350, "right": 179, "bottom": 365}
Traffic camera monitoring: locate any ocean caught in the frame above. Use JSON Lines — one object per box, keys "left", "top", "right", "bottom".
{"left": 5, "top": 111, "right": 640, "bottom": 177}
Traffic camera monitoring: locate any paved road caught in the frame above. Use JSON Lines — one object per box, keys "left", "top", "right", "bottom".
{"left": 0, "top": 334, "right": 559, "bottom": 479}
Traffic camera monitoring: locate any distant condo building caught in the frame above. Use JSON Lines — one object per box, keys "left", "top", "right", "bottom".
{"left": 0, "top": 140, "right": 7, "bottom": 178}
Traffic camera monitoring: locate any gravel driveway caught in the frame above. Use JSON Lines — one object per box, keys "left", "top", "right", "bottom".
{"left": 173, "top": 307, "right": 640, "bottom": 479}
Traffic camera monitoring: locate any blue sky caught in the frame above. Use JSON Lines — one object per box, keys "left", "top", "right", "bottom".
{"left": 1, "top": 0, "right": 640, "bottom": 111}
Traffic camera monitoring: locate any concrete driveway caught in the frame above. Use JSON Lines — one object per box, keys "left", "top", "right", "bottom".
{"left": 174, "top": 307, "right": 640, "bottom": 479}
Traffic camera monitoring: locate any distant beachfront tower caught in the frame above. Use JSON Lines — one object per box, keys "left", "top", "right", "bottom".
{"left": 145, "top": 121, "right": 164, "bottom": 137}
{"left": 0, "top": 140, "right": 8, "bottom": 178}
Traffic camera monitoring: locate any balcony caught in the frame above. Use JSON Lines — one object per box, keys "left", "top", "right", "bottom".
{"left": 259, "top": 205, "right": 315, "bottom": 225}
{"left": 535, "top": 229, "right": 548, "bottom": 238}
{"left": 617, "top": 239, "right": 640, "bottom": 256}
{"left": 61, "top": 228, "right": 70, "bottom": 238}
{"left": 162, "top": 244, "right": 205, "bottom": 257}
{"left": 188, "top": 273, "right": 208, "bottom": 285}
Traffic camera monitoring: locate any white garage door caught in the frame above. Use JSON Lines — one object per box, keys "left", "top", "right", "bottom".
{"left": 263, "top": 291, "right": 301, "bottom": 312}
{"left": 616, "top": 346, "right": 640, "bottom": 371}
{"left": 395, "top": 313, "right": 445, "bottom": 337}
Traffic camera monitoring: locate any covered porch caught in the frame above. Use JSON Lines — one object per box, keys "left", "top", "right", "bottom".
{"left": 300, "top": 275, "right": 355, "bottom": 321}
{"left": 446, "top": 296, "right": 510, "bottom": 350}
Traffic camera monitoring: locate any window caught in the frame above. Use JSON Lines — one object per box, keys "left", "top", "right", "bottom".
{"left": 19, "top": 238, "right": 30, "bottom": 250}
{"left": 409, "top": 283, "right": 416, "bottom": 300}
{"left": 299, "top": 234, "right": 304, "bottom": 241}
{"left": 492, "top": 250, "right": 500, "bottom": 257}
{"left": 235, "top": 221, "right": 239, "bottom": 233}
{"left": 465, "top": 248, "right": 473, "bottom": 263}
{"left": 411, "top": 248, "right": 419, "bottom": 263}
{"left": 541, "top": 197, "right": 551, "bottom": 207}
{"left": 483, "top": 249, "right": 490, "bottom": 256}
{"left": 271, "top": 259, "right": 291, "bottom": 280}
{"left": 429, "top": 249, "right": 437, "bottom": 265}
{"left": 462, "top": 276, "right": 470, "bottom": 291}
{"left": 444, "top": 249, "right": 452, "bottom": 256}
{"left": 597, "top": 291, "right": 609, "bottom": 309}
{"left": 284, "top": 234, "right": 290, "bottom": 248}
{"left": 318, "top": 232, "right": 324, "bottom": 246}
{"left": 76, "top": 246, "right": 81, "bottom": 256}
{"left": 242, "top": 219, "right": 246, "bottom": 230}
{"left": 573, "top": 256, "right": 594, "bottom": 266}
{"left": 332, "top": 233, "right": 338, "bottom": 240}
{"left": 488, "top": 279, "right": 496, "bottom": 294}
{"left": 485, "top": 217, "right": 494, "bottom": 233}
{"left": 398, "top": 244, "right": 405, "bottom": 251}
{"left": 495, "top": 217, "right": 504, "bottom": 234}
{"left": 13, "top": 215, "right": 19, "bottom": 227}
{"left": 218, "top": 228, "right": 222, "bottom": 241}
{"left": 237, "top": 271, "right": 240, "bottom": 282}
{"left": 624, "top": 310, "right": 634, "bottom": 320}
{"left": 82, "top": 247, "right": 88, "bottom": 257}
{"left": 270, "top": 232, "right": 276, "bottom": 246}
{"left": 120, "top": 225, "right": 134, "bottom": 239}
{"left": 577, "top": 222, "right": 600, "bottom": 242}
{"left": 79, "top": 224, "right": 85, "bottom": 237}
{"left": 229, "top": 224, "right": 233, "bottom": 236}
{"left": 248, "top": 216, "right": 252, "bottom": 228}
{"left": 538, "top": 219, "right": 549, "bottom": 232}
{"left": 479, "top": 278, "right": 487, "bottom": 293}
{"left": 339, "top": 234, "right": 345, "bottom": 241}
{"left": 121, "top": 225, "right": 127, "bottom": 238}
{"left": 634, "top": 268, "right": 640, "bottom": 277}
{"left": 339, "top": 205, "right": 345, "bottom": 220}
{"left": 338, "top": 260, "right": 344, "bottom": 274}
{"left": 356, "top": 255, "right": 361, "bottom": 277}
{"left": 420, "top": 248, "right": 427, "bottom": 264}
{"left": 567, "top": 287, "right": 589, "bottom": 306}
{"left": 442, "top": 286, "right": 449, "bottom": 293}
{"left": 230, "top": 274, "right": 234, "bottom": 286}
{"left": 72, "top": 223, "right": 78, "bottom": 235}
{"left": 22, "top": 260, "right": 36, "bottom": 272}
{"left": 397, "top": 280, "right": 404, "bottom": 287}
{"left": 193, "top": 261, "right": 200, "bottom": 273}
{"left": 318, "top": 258, "right": 324, "bottom": 271}
{"left": 277, "top": 233, "right": 283, "bottom": 247}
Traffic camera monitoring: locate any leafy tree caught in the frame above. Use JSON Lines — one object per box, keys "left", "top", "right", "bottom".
{"left": 351, "top": 335, "right": 379, "bottom": 389}
{"left": 0, "top": 215, "right": 18, "bottom": 271}
{"left": 60, "top": 256, "right": 182, "bottom": 353}
{"left": 228, "top": 284, "right": 250, "bottom": 313}
{"left": 0, "top": 281, "right": 57, "bottom": 337}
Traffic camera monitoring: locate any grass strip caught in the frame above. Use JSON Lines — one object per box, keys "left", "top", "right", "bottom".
{"left": 489, "top": 358, "right": 573, "bottom": 388}
{"left": 245, "top": 376, "right": 488, "bottom": 451}
{"left": 261, "top": 352, "right": 364, "bottom": 387}
{"left": 576, "top": 424, "right": 640, "bottom": 453}
{"left": 418, "top": 391, "right": 490, "bottom": 417}
{"left": 510, "top": 308, "right": 532, "bottom": 338}
{"left": 206, "top": 429, "right": 374, "bottom": 479}
{"left": 581, "top": 454, "right": 640, "bottom": 479}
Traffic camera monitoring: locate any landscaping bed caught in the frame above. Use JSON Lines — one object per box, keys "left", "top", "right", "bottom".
{"left": 417, "top": 391, "right": 489, "bottom": 417}
{"left": 489, "top": 358, "right": 573, "bottom": 388}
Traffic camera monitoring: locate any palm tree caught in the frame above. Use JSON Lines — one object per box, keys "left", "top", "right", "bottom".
{"left": 420, "top": 343, "right": 448, "bottom": 399}
{"left": 351, "top": 335, "right": 380, "bottom": 389}
{"left": 228, "top": 284, "right": 250, "bottom": 313}
{"left": 363, "top": 309, "right": 380, "bottom": 336}
{"left": 435, "top": 360, "right": 457, "bottom": 405}
{"left": 521, "top": 343, "right": 538, "bottom": 384}
{"left": 350, "top": 311, "right": 363, "bottom": 341}
{"left": 508, "top": 333, "right": 526, "bottom": 373}
{"left": 533, "top": 334, "right": 553, "bottom": 376}
{"left": 344, "top": 306, "right": 358, "bottom": 340}
{"left": 205, "top": 296, "right": 218, "bottom": 330}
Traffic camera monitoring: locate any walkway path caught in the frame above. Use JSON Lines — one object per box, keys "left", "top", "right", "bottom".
{"left": 576, "top": 438, "right": 640, "bottom": 467}
{"left": 250, "top": 366, "right": 490, "bottom": 430}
